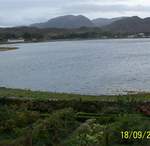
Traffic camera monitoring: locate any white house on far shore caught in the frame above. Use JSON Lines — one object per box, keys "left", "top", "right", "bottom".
{"left": 7, "top": 39, "right": 25, "bottom": 43}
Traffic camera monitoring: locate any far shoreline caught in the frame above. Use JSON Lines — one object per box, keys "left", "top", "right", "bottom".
{"left": 0, "top": 37, "right": 150, "bottom": 45}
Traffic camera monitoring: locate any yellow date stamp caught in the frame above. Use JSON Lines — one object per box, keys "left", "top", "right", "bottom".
{"left": 121, "top": 131, "right": 150, "bottom": 140}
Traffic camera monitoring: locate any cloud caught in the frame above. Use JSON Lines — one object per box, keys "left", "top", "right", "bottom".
{"left": 0, "top": 0, "right": 150, "bottom": 26}
{"left": 63, "top": 3, "right": 150, "bottom": 13}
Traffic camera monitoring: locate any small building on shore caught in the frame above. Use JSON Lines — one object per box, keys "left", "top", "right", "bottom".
{"left": 127, "top": 35, "right": 136, "bottom": 38}
{"left": 137, "top": 33, "right": 145, "bottom": 38}
{"left": 7, "top": 39, "right": 25, "bottom": 43}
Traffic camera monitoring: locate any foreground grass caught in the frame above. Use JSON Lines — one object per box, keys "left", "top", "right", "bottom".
{"left": 0, "top": 47, "right": 18, "bottom": 51}
{"left": 1, "top": 87, "right": 150, "bottom": 101}
{"left": 0, "top": 87, "right": 149, "bottom": 146}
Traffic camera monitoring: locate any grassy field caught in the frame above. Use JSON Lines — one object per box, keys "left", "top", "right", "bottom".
{"left": 0, "top": 87, "right": 150, "bottom": 146}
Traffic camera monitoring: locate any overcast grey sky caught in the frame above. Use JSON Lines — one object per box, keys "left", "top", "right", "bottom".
{"left": 0, "top": 0, "right": 150, "bottom": 26}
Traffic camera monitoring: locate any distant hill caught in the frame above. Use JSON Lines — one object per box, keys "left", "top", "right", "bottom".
{"left": 2, "top": 15, "right": 150, "bottom": 41}
{"left": 31, "top": 15, "right": 94, "bottom": 28}
{"left": 31, "top": 15, "right": 127, "bottom": 29}
{"left": 92, "top": 17, "right": 126, "bottom": 27}
{"left": 102, "top": 16, "right": 150, "bottom": 33}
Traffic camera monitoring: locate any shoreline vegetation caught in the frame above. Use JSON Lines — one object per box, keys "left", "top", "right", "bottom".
{"left": 1, "top": 87, "right": 150, "bottom": 101}
{"left": 0, "top": 88, "right": 150, "bottom": 146}
{"left": 0, "top": 26, "right": 149, "bottom": 45}
{"left": 0, "top": 47, "right": 18, "bottom": 51}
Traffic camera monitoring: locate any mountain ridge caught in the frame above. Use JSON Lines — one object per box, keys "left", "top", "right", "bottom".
{"left": 31, "top": 15, "right": 127, "bottom": 29}
{"left": 92, "top": 17, "right": 127, "bottom": 27}
{"left": 102, "top": 16, "right": 150, "bottom": 33}
{"left": 28, "top": 15, "right": 150, "bottom": 33}
{"left": 31, "top": 15, "right": 94, "bottom": 28}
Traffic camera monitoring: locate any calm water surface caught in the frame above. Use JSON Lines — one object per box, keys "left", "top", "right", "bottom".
{"left": 1, "top": 39, "right": 150, "bottom": 95}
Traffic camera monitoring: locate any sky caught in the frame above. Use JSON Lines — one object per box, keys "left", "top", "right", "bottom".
{"left": 1, "top": 0, "right": 150, "bottom": 27}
